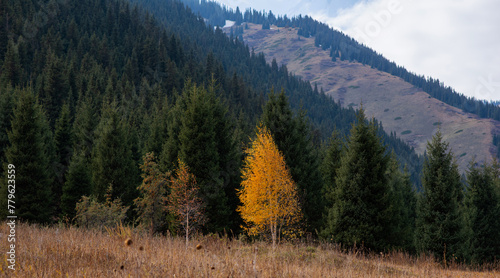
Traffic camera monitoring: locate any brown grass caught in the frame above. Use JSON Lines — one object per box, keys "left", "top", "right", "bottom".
{"left": 0, "top": 222, "right": 498, "bottom": 277}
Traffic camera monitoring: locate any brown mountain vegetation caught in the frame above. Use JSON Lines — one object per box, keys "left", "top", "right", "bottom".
{"left": 238, "top": 23, "right": 500, "bottom": 172}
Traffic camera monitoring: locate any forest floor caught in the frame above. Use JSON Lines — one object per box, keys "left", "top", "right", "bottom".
{"left": 0, "top": 222, "right": 498, "bottom": 277}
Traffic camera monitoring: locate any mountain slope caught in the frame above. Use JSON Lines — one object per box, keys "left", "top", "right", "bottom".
{"left": 237, "top": 23, "right": 499, "bottom": 171}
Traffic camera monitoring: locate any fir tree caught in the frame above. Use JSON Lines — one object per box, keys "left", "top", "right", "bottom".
{"left": 61, "top": 150, "right": 92, "bottom": 218}
{"left": 146, "top": 94, "right": 170, "bottom": 156}
{"left": 415, "top": 131, "right": 463, "bottom": 261}
{"left": 135, "top": 152, "right": 169, "bottom": 235}
{"left": 261, "top": 90, "right": 323, "bottom": 232}
{"left": 0, "top": 85, "right": 14, "bottom": 164}
{"left": 387, "top": 154, "right": 416, "bottom": 252}
{"left": 53, "top": 103, "right": 74, "bottom": 214}
{"left": 0, "top": 88, "right": 54, "bottom": 223}
{"left": 0, "top": 39, "right": 22, "bottom": 87}
{"left": 321, "top": 129, "right": 343, "bottom": 205}
{"left": 323, "top": 107, "right": 392, "bottom": 251}
{"left": 38, "top": 49, "right": 68, "bottom": 126}
{"left": 176, "top": 82, "right": 231, "bottom": 233}
{"left": 320, "top": 129, "right": 343, "bottom": 238}
{"left": 463, "top": 162, "right": 500, "bottom": 265}
{"left": 72, "top": 94, "right": 96, "bottom": 159}
{"left": 91, "top": 101, "right": 139, "bottom": 206}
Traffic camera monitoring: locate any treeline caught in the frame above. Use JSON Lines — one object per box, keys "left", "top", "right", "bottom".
{"left": 2, "top": 0, "right": 497, "bottom": 266}
{"left": 0, "top": 0, "right": 420, "bottom": 227}
{"left": 129, "top": 0, "right": 423, "bottom": 186}
{"left": 180, "top": 0, "right": 500, "bottom": 125}
{"left": 322, "top": 107, "right": 500, "bottom": 265}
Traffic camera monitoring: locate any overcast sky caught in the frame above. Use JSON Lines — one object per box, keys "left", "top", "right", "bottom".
{"left": 215, "top": 0, "right": 500, "bottom": 101}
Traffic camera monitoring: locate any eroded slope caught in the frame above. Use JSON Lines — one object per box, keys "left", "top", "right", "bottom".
{"left": 238, "top": 23, "right": 499, "bottom": 171}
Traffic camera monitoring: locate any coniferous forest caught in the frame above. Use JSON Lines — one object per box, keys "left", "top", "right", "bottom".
{"left": 0, "top": 0, "right": 499, "bottom": 268}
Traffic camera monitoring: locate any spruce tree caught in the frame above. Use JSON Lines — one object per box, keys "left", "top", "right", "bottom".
{"left": 261, "top": 90, "right": 323, "bottom": 232}
{"left": 324, "top": 107, "right": 392, "bottom": 251}
{"left": 0, "top": 88, "right": 54, "bottom": 223}
{"left": 321, "top": 130, "right": 343, "bottom": 203}
{"left": 61, "top": 150, "right": 92, "bottom": 218}
{"left": 176, "top": 82, "right": 233, "bottom": 233}
{"left": 38, "top": 49, "right": 68, "bottom": 126}
{"left": 463, "top": 162, "right": 500, "bottom": 265}
{"left": 0, "top": 39, "right": 22, "bottom": 87}
{"left": 146, "top": 94, "right": 169, "bottom": 156}
{"left": 91, "top": 101, "right": 139, "bottom": 206}
{"left": 387, "top": 155, "right": 416, "bottom": 252}
{"left": 73, "top": 94, "right": 96, "bottom": 159}
{"left": 415, "top": 131, "right": 463, "bottom": 261}
{"left": 53, "top": 103, "right": 74, "bottom": 214}
{"left": 320, "top": 130, "right": 343, "bottom": 238}
{"left": 0, "top": 85, "right": 14, "bottom": 164}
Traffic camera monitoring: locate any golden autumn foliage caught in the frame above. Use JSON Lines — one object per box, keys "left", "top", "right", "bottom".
{"left": 238, "top": 125, "right": 302, "bottom": 247}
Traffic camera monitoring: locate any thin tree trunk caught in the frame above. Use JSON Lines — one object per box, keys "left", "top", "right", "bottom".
{"left": 271, "top": 222, "right": 276, "bottom": 250}
{"left": 186, "top": 212, "right": 189, "bottom": 248}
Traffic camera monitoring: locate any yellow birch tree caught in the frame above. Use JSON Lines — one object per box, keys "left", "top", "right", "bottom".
{"left": 238, "top": 125, "right": 302, "bottom": 248}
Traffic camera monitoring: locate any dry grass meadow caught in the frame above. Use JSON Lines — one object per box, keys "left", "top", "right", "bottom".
{"left": 0, "top": 222, "right": 498, "bottom": 277}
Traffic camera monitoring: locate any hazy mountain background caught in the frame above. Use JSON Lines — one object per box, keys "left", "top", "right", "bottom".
{"left": 215, "top": 0, "right": 500, "bottom": 102}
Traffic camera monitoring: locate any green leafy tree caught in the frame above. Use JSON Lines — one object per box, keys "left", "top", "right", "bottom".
{"left": 415, "top": 131, "right": 463, "bottom": 262}
{"left": 463, "top": 162, "right": 500, "bottom": 265}
{"left": 323, "top": 107, "right": 392, "bottom": 251}
{"left": 0, "top": 88, "right": 54, "bottom": 223}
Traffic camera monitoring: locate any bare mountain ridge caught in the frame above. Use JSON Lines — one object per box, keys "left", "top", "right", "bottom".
{"left": 235, "top": 23, "right": 500, "bottom": 171}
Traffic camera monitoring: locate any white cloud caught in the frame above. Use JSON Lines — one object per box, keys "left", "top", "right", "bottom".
{"left": 215, "top": 0, "right": 500, "bottom": 101}
{"left": 308, "top": 0, "right": 500, "bottom": 101}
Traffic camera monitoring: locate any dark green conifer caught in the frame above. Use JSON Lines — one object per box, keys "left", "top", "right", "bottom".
{"left": 91, "top": 101, "right": 138, "bottom": 206}
{"left": 463, "top": 162, "right": 500, "bottom": 265}
{"left": 176, "top": 82, "right": 231, "bottom": 233}
{"left": 0, "top": 88, "right": 54, "bottom": 223}
{"left": 324, "top": 107, "right": 392, "bottom": 251}
{"left": 0, "top": 39, "right": 22, "bottom": 87}
{"left": 415, "top": 131, "right": 463, "bottom": 261}
{"left": 53, "top": 103, "right": 74, "bottom": 213}
{"left": 61, "top": 150, "right": 91, "bottom": 218}
{"left": 386, "top": 155, "right": 416, "bottom": 252}
{"left": 0, "top": 85, "right": 14, "bottom": 163}
{"left": 261, "top": 89, "right": 323, "bottom": 232}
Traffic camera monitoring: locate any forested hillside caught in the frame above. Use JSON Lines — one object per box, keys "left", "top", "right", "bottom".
{"left": 181, "top": 0, "right": 500, "bottom": 123}
{"left": 0, "top": 0, "right": 499, "bottom": 267}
